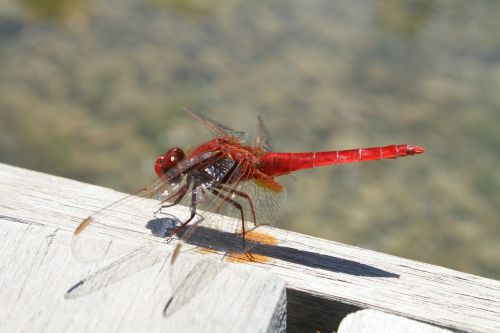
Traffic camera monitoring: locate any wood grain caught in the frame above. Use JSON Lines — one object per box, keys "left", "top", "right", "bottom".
{"left": 0, "top": 164, "right": 285, "bottom": 333}
{"left": 1, "top": 163, "right": 500, "bottom": 332}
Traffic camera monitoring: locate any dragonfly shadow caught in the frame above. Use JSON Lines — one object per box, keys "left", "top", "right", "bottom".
{"left": 253, "top": 244, "right": 399, "bottom": 278}
{"left": 146, "top": 217, "right": 399, "bottom": 279}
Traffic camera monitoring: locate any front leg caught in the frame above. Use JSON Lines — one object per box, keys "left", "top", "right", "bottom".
{"left": 154, "top": 176, "right": 193, "bottom": 216}
{"left": 168, "top": 176, "right": 200, "bottom": 239}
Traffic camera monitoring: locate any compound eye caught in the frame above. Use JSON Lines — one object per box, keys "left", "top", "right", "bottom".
{"left": 154, "top": 148, "right": 185, "bottom": 178}
{"left": 166, "top": 148, "right": 185, "bottom": 165}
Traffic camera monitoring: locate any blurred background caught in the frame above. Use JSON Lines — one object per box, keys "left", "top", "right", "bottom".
{"left": 1, "top": 0, "right": 499, "bottom": 279}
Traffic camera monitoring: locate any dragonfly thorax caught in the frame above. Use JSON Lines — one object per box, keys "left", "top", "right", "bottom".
{"left": 155, "top": 148, "right": 186, "bottom": 178}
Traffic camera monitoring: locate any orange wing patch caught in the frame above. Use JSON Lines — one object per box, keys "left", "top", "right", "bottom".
{"left": 253, "top": 176, "right": 284, "bottom": 193}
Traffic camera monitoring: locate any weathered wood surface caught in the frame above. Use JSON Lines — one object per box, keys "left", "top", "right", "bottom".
{"left": 0, "top": 221, "right": 286, "bottom": 333}
{"left": 0, "top": 163, "right": 286, "bottom": 333}
{"left": 338, "top": 309, "right": 453, "bottom": 333}
{"left": 1, "top": 163, "right": 500, "bottom": 332}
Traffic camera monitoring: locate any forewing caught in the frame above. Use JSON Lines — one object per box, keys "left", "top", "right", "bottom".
{"left": 71, "top": 151, "right": 219, "bottom": 264}
{"left": 185, "top": 109, "right": 248, "bottom": 143}
{"left": 70, "top": 178, "right": 178, "bottom": 263}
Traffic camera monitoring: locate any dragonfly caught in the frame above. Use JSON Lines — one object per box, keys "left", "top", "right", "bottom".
{"left": 70, "top": 111, "right": 425, "bottom": 264}
{"left": 67, "top": 111, "right": 424, "bottom": 313}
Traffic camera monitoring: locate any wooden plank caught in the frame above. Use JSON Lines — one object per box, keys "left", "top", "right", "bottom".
{"left": 0, "top": 221, "right": 286, "bottom": 333}
{"left": 338, "top": 309, "right": 453, "bottom": 333}
{"left": 0, "top": 164, "right": 286, "bottom": 333}
{"left": 1, "top": 163, "right": 500, "bottom": 332}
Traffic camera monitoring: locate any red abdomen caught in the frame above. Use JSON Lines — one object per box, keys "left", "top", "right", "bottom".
{"left": 257, "top": 144, "right": 425, "bottom": 177}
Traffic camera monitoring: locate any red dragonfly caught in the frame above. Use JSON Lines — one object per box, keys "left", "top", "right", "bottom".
{"left": 70, "top": 111, "right": 425, "bottom": 265}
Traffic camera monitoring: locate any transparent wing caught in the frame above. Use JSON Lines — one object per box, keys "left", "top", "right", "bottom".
{"left": 71, "top": 151, "right": 220, "bottom": 264}
{"left": 185, "top": 109, "right": 248, "bottom": 143}
{"left": 70, "top": 179, "right": 173, "bottom": 263}
{"left": 254, "top": 115, "right": 273, "bottom": 152}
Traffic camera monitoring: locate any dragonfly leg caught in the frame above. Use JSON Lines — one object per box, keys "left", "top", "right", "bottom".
{"left": 154, "top": 176, "right": 193, "bottom": 217}
{"left": 168, "top": 177, "right": 199, "bottom": 238}
{"left": 216, "top": 185, "right": 258, "bottom": 227}
{"left": 155, "top": 186, "right": 189, "bottom": 216}
{"left": 209, "top": 188, "right": 248, "bottom": 252}
{"left": 162, "top": 186, "right": 187, "bottom": 207}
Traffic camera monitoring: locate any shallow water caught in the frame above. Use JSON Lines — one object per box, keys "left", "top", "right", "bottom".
{"left": 1, "top": 0, "right": 499, "bottom": 279}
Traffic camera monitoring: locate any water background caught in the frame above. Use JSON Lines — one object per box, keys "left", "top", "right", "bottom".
{"left": 1, "top": 0, "right": 500, "bottom": 279}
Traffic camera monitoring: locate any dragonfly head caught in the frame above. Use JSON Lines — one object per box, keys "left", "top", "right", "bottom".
{"left": 155, "top": 148, "right": 186, "bottom": 179}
